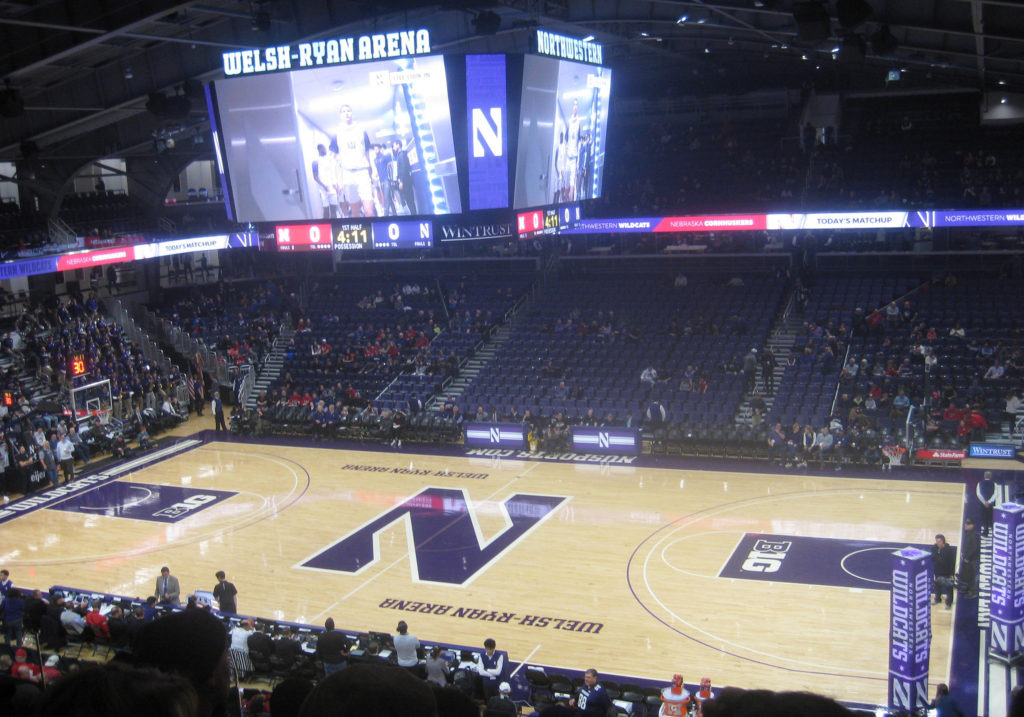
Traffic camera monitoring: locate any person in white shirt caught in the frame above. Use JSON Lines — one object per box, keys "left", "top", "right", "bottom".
{"left": 393, "top": 620, "right": 420, "bottom": 670}
{"left": 56, "top": 434, "right": 75, "bottom": 483}
{"left": 230, "top": 618, "right": 253, "bottom": 654}
{"left": 640, "top": 366, "right": 658, "bottom": 386}
{"left": 332, "top": 104, "right": 377, "bottom": 218}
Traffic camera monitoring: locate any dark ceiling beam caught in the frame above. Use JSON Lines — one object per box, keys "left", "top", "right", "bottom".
{"left": 116, "top": 30, "right": 256, "bottom": 49}
{"left": 567, "top": 9, "right": 1024, "bottom": 84}
{"left": 0, "top": 18, "right": 106, "bottom": 35}
{"left": 2, "top": 1, "right": 198, "bottom": 81}
{"left": 970, "top": 0, "right": 986, "bottom": 82}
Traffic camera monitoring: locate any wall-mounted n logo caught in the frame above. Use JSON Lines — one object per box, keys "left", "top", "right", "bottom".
{"left": 299, "top": 487, "right": 569, "bottom": 585}
{"left": 472, "top": 107, "right": 503, "bottom": 157}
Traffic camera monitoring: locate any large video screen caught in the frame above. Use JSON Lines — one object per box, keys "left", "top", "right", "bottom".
{"left": 210, "top": 55, "right": 462, "bottom": 223}
{"left": 513, "top": 55, "right": 611, "bottom": 209}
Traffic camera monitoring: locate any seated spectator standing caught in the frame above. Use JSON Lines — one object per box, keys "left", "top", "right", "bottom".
{"left": 393, "top": 620, "right": 420, "bottom": 672}
{"left": 476, "top": 638, "right": 504, "bottom": 699}
{"left": 316, "top": 617, "right": 349, "bottom": 676}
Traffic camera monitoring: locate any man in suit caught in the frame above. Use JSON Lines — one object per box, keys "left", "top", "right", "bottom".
{"left": 247, "top": 622, "right": 274, "bottom": 660}
{"left": 274, "top": 626, "right": 304, "bottom": 665}
{"left": 212, "top": 395, "right": 227, "bottom": 432}
{"left": 154, "top": 566, "right": 180, "bottom": 605}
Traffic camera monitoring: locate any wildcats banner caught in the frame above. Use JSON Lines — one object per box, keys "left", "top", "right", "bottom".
{"left": 563, "top": 215, "right": 764, "bottom": 234}
{"left": 888, "top": 547, "right": 931, "bottom": 714}
{"left": 990, "top": 503, "right": 1024, "bottom": 661}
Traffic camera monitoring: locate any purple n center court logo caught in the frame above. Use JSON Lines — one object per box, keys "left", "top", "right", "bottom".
{"left": 299, "top": 487, "right": 569, "bottom": 585}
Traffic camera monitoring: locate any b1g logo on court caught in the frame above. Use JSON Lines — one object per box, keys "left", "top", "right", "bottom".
{"left": 47, "top": 482, "right": 236, "bottom": 524}
{"left": 299, "top": 486, "right": 568, "bottom": 586}
{"left": 153, "top": 494, "right": 221, "bottom": 519}
{"left": 740, "top": 538, "right": 792, "bottom": 573}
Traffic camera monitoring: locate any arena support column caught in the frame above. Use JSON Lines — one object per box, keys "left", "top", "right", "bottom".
{"left": 888, "top": 547, "right": 931, "bottom": 714}
{"left": 989, "top": 503, "right": 1024, "bottom": 663}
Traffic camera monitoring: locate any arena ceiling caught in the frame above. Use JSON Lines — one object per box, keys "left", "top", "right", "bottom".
{"left": 0, "top": 0, "right": 1022, "bottom": 168}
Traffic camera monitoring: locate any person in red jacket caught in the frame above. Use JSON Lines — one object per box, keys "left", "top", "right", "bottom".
{"left": 85, "top": 600, "right": 110, "bottom": 639}
{"left": 10, "top": 648, "right": 41, "bottom": 682}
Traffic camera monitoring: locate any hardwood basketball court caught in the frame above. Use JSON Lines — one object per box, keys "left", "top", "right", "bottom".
{"left": 0, "top": 428, "right": 966, "bottom": 707}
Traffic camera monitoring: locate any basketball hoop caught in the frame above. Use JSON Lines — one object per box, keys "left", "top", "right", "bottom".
{"left": 882, "top": 445, "right": 906, "bottom": 470}
{"left": 94, "top": 409, "right": 111, "bottom": 426}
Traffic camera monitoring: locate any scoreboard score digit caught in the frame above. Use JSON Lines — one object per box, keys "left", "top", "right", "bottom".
{"left": 371, "top": 221, "right": 434, "bottom": 249}
{"left": 517, "top": 209, "right": 563, "bottom": 239}
{"left": 516, "top": 210, "right": 544, "bottom": 239}
{"left": 275, "top": 223, "right": 332, "bottom": 251}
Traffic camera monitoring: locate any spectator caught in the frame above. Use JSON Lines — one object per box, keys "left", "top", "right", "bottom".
{"left": 298, "top": 663, "right": 436, "bottom": 717}
{"left": 568, "top": 668, "right": 612, "bottom": 717}
{"left": 3, "top": 587, "right": 25, "bottom": 646}
{"left": 486, "top": 682, "right": 518, "bottom": 717}
{"left": 132, "top": 609, "right": 231, "bottom": 717}
{"left": 932, "top": 534, "right": 956, "bottom": 610}
{"left": 393, "top": 620, "right": 420, "bottom": 672}
{"left": 424, "top": 645, "right": 450, "bottom": 687}
{"left": 35, "top": 662, "right": 199, "bottom": 717}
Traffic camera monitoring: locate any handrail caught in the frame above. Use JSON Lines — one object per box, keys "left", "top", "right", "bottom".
{"left": 829, "top": 343, "right": 851, "bottom": 420}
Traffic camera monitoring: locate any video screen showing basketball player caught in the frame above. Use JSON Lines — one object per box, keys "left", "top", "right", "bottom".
{"left": 513, "top": 56, "right": 611, "bottom": 210}
{"left": 211, "top": 54, "right": 461, "bottom": 223}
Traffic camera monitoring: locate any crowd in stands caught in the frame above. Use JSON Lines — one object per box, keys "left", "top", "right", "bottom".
{"left": 153, "top": 280, "right": 297, "bottom": 372}
{"left": 231, "top": 275, "right": 528, "bottom": 441}
{"left": 0, "top": 289, "right": 196, "bottom": 499}
{"left": 0, "top": 576, "right": 984, "bottom": 717}
{"left": 201, "top": 263, "right": 1024, "bottom": 467}
{"left": 757, "top": 271, "right": 1024, "bottom": 468}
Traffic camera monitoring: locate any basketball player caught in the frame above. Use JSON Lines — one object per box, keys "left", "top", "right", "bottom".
{"left": 565, "top": 98, "right": 584, "bottom": 201}
{"left": 553, "top": 130, "right": 568, "bottom": 203}
{"left": 311, "top": 144, "right": 339, "bottom": 219}
{"left": 331, "top": 104, "right": 377, "bottom": 218}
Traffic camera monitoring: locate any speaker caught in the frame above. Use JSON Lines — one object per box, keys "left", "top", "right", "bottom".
{"left": 871, "top": 24, "right": 899, "bottom": 55}
{"left": 792, "top": 1, "right": 831, "bottom": 44}
{"left": 837, "top": 0, "right": 872, "bottom": 29}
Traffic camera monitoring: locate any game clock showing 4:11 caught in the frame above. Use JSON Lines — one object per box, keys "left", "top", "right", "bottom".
{"left": 334, "top": 221, "right": 371, "bottom": 250}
